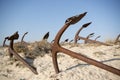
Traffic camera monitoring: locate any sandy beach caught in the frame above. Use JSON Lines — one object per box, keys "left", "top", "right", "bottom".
{"left": 0, "top": 43, "right": 120, "bottom": 80}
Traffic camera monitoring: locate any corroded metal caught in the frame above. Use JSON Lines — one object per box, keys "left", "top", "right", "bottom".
{"left": 75, "top": 23, "right": 110, "bottom": 46}
{"left": 7, "top": 31, "right": 38, "bottom": 75}
{"left": 74, "top": 22, "right": 92, "bottom": 43}
{"left": 84, "top": 33, "right": 94, "bottom": 44}
{"left": 65, "top": 12, "right": 87, "bottom": 24}
{"left": 51, "top": 12, "right": 120, "bottom": 76}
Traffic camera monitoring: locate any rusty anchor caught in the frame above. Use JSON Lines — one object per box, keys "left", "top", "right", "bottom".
{"left": 3, "top": 36, "right": 9, "bottom": 47}
{"left": 95, "top": 35, "right": 101, "bottom": 41}
{"left": 42, "top": 32, "right": 49, "bottom": 40}
{"left": 84, "top": 33, "right": 95, "bottom": 44}
{"left": 114, "top": 34, "right": 120, "bottom": 44}
{"left": 64, "top": 39, "right": 69, "bottom": 42}
{"left": 51, "top": 12, "right": 120, "bottom": 76}
{"left": 6, "top": 31, "right": 38, "bottom": 75}
{"left": 74, "top": 21, "right": 92, "bottom": 43}
{"left": 21, "top": 32, "right": 28, "bottom": 44}
{"left": 78, "top": 36, "right": 111, "bottom": 46}
{"left": 74, "top": 23, "right": 110, "bottom": 46}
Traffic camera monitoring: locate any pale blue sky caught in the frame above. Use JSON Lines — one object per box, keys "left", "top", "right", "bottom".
{"left": 0, "top": 0, "right": 120, "bottom": 45}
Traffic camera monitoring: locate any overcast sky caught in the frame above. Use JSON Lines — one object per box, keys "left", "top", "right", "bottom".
{"left": 0, "top": 0, "right": 120, "bottom": 45}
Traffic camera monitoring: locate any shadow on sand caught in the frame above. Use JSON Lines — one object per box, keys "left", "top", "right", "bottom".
{"left": 66, "top": 58, "right": 120, "bottom": 71}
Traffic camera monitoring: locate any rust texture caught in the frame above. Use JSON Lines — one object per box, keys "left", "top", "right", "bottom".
{"left": 51, "top": 12, "right": 120, "bottom": 76}
{"left": 114, "top": 34, "right": 120, "bottom": 44}
{"left": 74, "top": 21, "right": 92, "bottom": 43}
{"left": 95, "top": 35, "right": 101, "bottom": 41}
{"left": 84, "top": 33, "right": 94, "bottom": 44}
{"left": 6, "top": 31, "right": 38, "bottom": 75}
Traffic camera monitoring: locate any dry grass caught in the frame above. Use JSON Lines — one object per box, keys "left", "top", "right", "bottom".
{"left": 25, "top": 40, "right": 51, "bottom": 59}
{"left": 13, "top": 39, "right": 52, "bottom": 59}
{"left": 0, "top": 40, "right": 120, "bottom": 80}
{"left": 105, "top": 39, "right": 114, "bottom": 44}
{"left": 14, "top": 42, "right": 29, "bottom": 53}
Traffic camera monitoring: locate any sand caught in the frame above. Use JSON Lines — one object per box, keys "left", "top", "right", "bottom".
{"left": 0, "top": 44, "right": 120, "bottom": 80}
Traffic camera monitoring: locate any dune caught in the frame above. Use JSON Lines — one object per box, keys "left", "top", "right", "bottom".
{"left": 0, "top": 43, "right": 120, "bottom": 80}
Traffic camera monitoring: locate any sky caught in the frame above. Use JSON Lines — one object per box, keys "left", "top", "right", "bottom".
{"left": 0, "top": 0, "right": 120, "bottom": 45}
